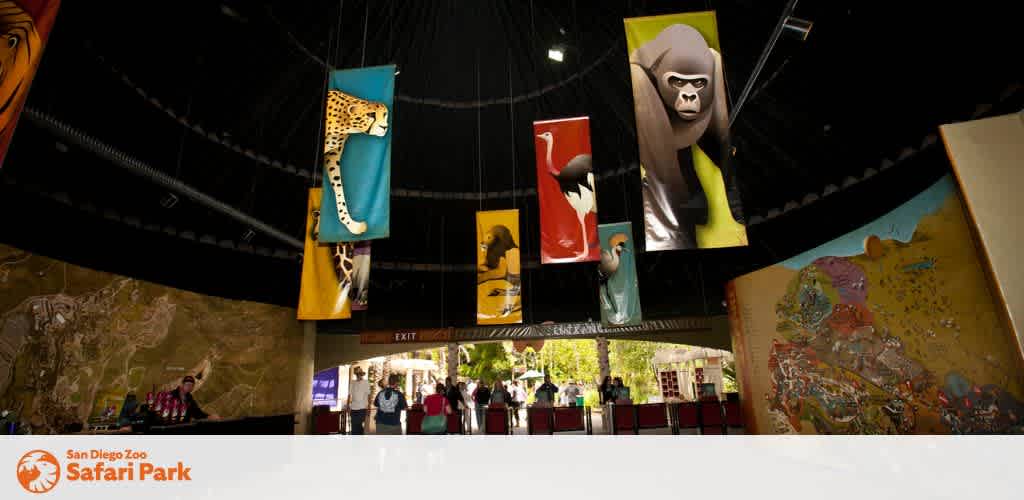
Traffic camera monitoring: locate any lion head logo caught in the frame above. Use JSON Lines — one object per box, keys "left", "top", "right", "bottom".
{"left": 16, "top": 450, "right": 60, "bottom": 494}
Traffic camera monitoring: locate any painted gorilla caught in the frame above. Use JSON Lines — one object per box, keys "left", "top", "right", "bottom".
{"left": 630, "top": 24, "right": 743, "bottom": 250}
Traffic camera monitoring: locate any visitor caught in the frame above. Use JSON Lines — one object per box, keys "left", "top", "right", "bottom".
{"left": 374, "top": 374, "right": 408, "bottom": 434}
{"left": 490, "top": 381, "right": 509, "bottom": 406}
{"left": 564, "top": 380, "right": 581, "bottom": 406}
{"left": 536, "top": 374, "right": 558, "bottom": 405}
{"left": 458, "top": 381, "right": 472, "bottom": 430}
{"left": 509, "top": 380, "right": 527, "bottom": 426}
{"left": 168, "top": 375, "right": 219, "bottom": 422}
{"left": 347, "top": 366, "right": 372, "bottom": 435}
{"left": 614, "top": 377, "right": 631, "bottom": 403}
{"left": 599, "top": 376, "right": 615, "bottom": 405}
{"left": 445, "top": 378, "right": 465, "bottom": 426}
{"left": 473, "top": 379, "right": 491, "bottom": 431}
{"left": 422, "top": 383, "right": 451, "bottom": 434}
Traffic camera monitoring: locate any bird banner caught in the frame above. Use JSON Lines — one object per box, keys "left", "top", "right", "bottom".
{"left": 0, "top": 0, "right": 61, "bottom": 168}
{"left": 317, "top": 65, "right": 395, "bottom": 242}
{"left": 533, "top": 117, "right": 600, "bottom": 264}
{"left": 298, "top": 188, "right": 355, "bottom": 320}
{"left": 625, "top": 12, "right": 747, "bottom": 251}
{"left": 598, "top": 222, "right": 642, "bottom": 327}
{"left": 476, "top": 209, "right": 523, "bottom": 325}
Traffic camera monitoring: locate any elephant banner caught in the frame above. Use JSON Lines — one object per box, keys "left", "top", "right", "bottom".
{"left": 1, "top": 0, "right": 61, "bottom": 168}
{"left": 476, "top": 209, "right": 522, "bottom": 325}
{"left": 625, "top": 11, "right": 746, "bottom": 251}
{"left": 298, "top": 188, "right": 354, "bottom": 320}
{"left": 533, "top": 116, "right": 600, "bottom": 264}
{"left": 317, "top": 65, "right": 395, "bottom": 242}
{"left": 598, "top": 222, "right": 641, "bottom": 327}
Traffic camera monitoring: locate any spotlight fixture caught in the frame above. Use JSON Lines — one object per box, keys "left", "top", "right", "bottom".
{"left": 547, "top": 48, "right": 564, "bottom": 62}
{"left": 241, "top": 229, "right": 256, "bottom": 242}
{"left": 160, "top": 193, "right": 179, "bottom": 209}
{"left": 782, "top": 17, "right": 813, "bottom": 40}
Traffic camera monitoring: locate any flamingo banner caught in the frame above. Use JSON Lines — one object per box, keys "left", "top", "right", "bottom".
{"left": 533, "top": 117, "right": 599, "bottom": 264}
{"left": 476, "top": 209, "right": 523, "bottom": 325}
{"left": 598, "top": 222, "right": 642, "bottom": 327}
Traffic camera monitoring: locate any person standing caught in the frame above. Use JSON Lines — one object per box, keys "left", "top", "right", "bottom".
{"left": 599, "top": 376, "right": 615, "bottom": 405}
{"left": 536, "top": 374, "right": 558, "bottom": 405}
{"left": 613, "top": 377, "right": 631, "bottom": 403}
{"left": 509, "top": 380, "right": 527, "bottom": 427}
{"left": 374, "top": 374, "right": 408, "bottom": 434}
{"left": 490, "top": 381, "right": 510, "bottom": 406}
{"left": 458, "top": 381, "right": 472, "bottom": 430}
{"left": 445, "top": 378, "right": 466, "bottom": 430}
{"left": 347, "top": 366, "right": 372, "bottom": 435}
{"left": 472, "top": 379, "right": 491, "bottom": 431}
{"left": 565, "top": 380, "right": 581, "bottom": 406}
{"left": 422, "top": 383, "right": 452, "bottom": 435}
{"left": 168, "top": 375, "right": 220, "bottom": 422}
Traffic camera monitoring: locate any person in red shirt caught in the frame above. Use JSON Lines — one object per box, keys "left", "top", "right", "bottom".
{"left": 422, "top": 383, "right": 451, "bottom": 434}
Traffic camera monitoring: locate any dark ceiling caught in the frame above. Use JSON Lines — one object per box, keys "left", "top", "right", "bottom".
{"left": 1, "top": 0, "right": 1020, "bottom": 331}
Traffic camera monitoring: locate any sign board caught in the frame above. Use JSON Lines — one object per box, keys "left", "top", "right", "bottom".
{"left": 359, "top": 328, "right": 453, "bottom": 344}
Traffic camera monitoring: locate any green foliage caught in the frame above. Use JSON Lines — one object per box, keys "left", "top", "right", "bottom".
{"left": 583, "top": 388, "right": 600, "bottom": 408}
{"left": 536, "top": 339, "right": 599, "bottom": 384}
{"left": 722, "top": 361, "right": 738, "bottom": 393}
{"left": 608, "top": 340, "right": 681, "bottom": 404}
{"left": 458, "top": 343, "right": 512, "bottom": 384}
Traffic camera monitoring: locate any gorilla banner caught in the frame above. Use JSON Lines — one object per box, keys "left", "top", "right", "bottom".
{"left": 625, "top": 12, "right": 747, "bottom": 251}
{"left": 0, "top": 0, "right": 61, "bottom": 168}
{"left": 476, "top": 209, "right": 523, "bottom": 325}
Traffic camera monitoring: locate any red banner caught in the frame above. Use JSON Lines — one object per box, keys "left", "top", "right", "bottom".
{"left": 1, "top": 0, "right": 61, "bottom": 168}
{"left": 533, "top": 117, "right": 599, "bottom": 264}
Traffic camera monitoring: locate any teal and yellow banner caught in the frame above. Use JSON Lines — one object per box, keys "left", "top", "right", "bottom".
{"left": 598, "top": 222, "right": 641, "bottom": 327}
{"left": 298, "top": 188, "right": 354, "bottom": 320}
{"left": 625, "top": 11, "right": 746, "bottom": 251}
{"left": 317, "top": 65, "right": 394, "bottom": 242}
{"left": 476, "top": 209, "right": 522, "bottom": 325}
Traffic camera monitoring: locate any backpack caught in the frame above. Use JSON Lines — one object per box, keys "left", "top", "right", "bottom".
{"left": 378, "top": 389, "right": 399, "bottom": 413}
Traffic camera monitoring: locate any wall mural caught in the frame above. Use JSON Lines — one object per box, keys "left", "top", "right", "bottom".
{"left": 0, "top": 0, "right": 60, "bottom": 168}
{"left": 728, "top": 175, "right": 1024, "bottom": 434}
{"left": 317, "top": 65, "right": 395, "bottom": 242}
{"left": 476, "top": 209, "right": 522, "bottom": 325}
{"left": 533, "top": 116, "right": 599, "bottom": 264}
{"left": 298, "top": 187, "right": 360, "bottom": 320}
{"left": 598, "top": 222, "right": 642, "bottom": 327}
{"left": 0, "top": 243, "right": 305, "bottom": 434}
{"left": 625, "top": 11, "right": 746, "bottom": 251}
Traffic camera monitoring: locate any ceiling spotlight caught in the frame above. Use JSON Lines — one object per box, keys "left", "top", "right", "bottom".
{"left": 547, "top": 48, "right": 564, "bottom": 62}
{"left": 241, "top": 229, "right": 255, "bottom": 242}
{"left": 160, "top": 193, "right": 178, "bottom": 209}
{"left": 782, "top": 17, "right": 813, "bottom": 40}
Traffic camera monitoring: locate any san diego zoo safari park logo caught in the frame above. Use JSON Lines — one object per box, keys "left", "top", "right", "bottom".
{"left": 15, "top": 448, "right": 192, "bottom": 494}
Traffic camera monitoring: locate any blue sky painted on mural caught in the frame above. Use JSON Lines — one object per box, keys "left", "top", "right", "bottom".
{"left": 780, "top": 175, "right": 955, "bottom": 270}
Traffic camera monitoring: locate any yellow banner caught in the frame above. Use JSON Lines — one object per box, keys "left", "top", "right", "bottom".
{"left": 476, "top": 209, "right": 523, "bottom": 325}
{"left": 298, "top": 188, "right": 353, "bottom": 320}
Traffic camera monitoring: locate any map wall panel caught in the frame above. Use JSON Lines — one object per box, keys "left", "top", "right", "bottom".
{"left": 728, "top": 175, "right": 1024, "bottom": 434}
{"left": 0, "top": 244, "right": 305, "bottom": 434}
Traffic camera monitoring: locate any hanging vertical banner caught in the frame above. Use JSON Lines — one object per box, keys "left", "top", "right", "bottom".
{"left": 0, "top": 0, "right": 61, "bottom": 168}
{"left": 350, "top": 242, "right": 371, "bottom": 311}
{"left": 598, "top": 222, "right": 642, "bottom": 327}
{"left": 533, "top": 116, "right": 600, "bottom": 264}
{"left": 298, "top": 188, "right": 354, "bottom": 320}
{"left": 318, "top": 64, "right": 394, "bottom": 242}
{"left": 625, "top": 11, "right": 747, "bottom": 251}
{"left": 476, "top": 209, "right": 523, "bottom": 325}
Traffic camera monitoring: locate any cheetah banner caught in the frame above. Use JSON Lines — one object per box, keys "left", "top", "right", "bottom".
{"left": 533, "top": 116, "right": 600, "bottom": 264}
{"left": 598, "top": 222, "right": 641, "bottom": 328}
{"left": 625, "top": 12, "right": 746, "bottom": 251}
{"left": 727, "top": 175, "right": 1024, "bottom": 434}
{"left": 316, "top": 65, "right": 394, "bottom": 242}
{"left": 476, "top": 209, "right": 522, "bottom": 325}
{"left": 0, "top": 0, "right": 61, "bottom": 168}
{"left": 298, "top": 188, "right": 357, "bottom": 320}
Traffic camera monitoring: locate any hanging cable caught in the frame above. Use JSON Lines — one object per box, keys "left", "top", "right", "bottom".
{"left": 508, "top": 50, "right": 517, "bottom": 210}
{"left": 729, "top": 0, "right": 800, "bottom": 126}
{"left": 360, "top": 0, "right": 369, "bottom": 67}
{"left": 23, "top": 107, "right": 304, "bottom": 250}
